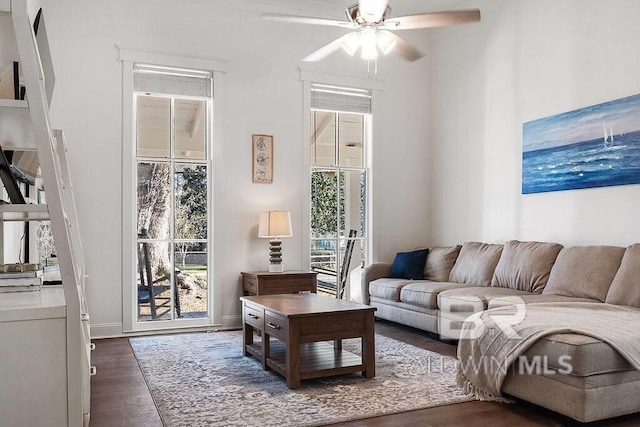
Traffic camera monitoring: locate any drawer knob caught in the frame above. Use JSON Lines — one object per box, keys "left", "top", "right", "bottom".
{"left": 247, "top": 313, "right": 260, "bottom": 320}
{"left": 266, "top": 322, "right": 281, "bottom": 330}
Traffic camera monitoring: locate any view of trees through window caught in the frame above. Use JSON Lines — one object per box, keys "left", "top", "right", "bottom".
{"left": 135, "top": 93, "right": 209, "bottom": 321}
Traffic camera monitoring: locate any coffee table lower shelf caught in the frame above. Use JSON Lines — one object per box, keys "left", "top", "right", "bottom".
{"left": 246, "top": 339, "right": 365, "bottom": 381}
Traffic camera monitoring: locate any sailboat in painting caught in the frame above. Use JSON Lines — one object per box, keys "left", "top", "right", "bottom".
{"left": 603, "top": 122, "right": 614, "bottom": 148}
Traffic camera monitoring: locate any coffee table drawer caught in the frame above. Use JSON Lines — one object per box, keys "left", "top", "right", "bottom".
{"left": 244, "top": 304, "right": 264, "bottom": 329}
{"left": 264, "top": 312, "right": 288, "bottom": 340}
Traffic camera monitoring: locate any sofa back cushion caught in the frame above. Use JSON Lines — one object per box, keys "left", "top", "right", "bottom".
{"left": 605, "top": 244, "right": 640, "bottom": 307}
{"left": 424, "top": 245, "right": 461, "bottom": 282}
{"left": 491, "top": 240, "right": 563, "bottom": 293}
{"left": 449, "top": 242, "right": 503, "bottom": 287}
{"left": 543, "top": 245, "right": 625, "bottom": 301}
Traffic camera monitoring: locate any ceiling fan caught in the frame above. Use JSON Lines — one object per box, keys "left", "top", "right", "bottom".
{"left": 262, "top": 0, "right": 481, "bottom": 63}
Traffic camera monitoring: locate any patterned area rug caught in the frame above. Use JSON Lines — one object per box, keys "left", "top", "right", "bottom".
{"left": 130, "top": 330, "right": 473, "bottom": 426}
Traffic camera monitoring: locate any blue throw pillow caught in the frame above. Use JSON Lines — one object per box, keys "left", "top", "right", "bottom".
{"left": 388, "top": 249, "right": 429, "bottom": 280}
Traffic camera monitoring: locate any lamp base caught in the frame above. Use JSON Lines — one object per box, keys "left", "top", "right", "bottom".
{"left": 269, "top": 264, "right": 284, "bottom": 273}
{"left": 268, "top": 239, "right": 284, "bottom": 273}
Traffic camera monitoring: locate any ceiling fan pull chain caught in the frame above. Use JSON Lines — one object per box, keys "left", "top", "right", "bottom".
{"left": 366, "top": 58, "right": 378, "bottom": 77}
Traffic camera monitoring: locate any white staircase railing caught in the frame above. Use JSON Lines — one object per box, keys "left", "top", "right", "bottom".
{"left": 11, "top": 1, "right": 90, "bottom": 425}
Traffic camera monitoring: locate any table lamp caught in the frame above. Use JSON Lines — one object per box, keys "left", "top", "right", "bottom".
{"left": 258, "top": 210, "right": 293, "bottom": 272}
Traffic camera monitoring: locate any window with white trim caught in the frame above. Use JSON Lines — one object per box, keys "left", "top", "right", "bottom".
{"left": 133, "top": 64, "right": 212, "bottom": 322}
{"left": 309, "top": 83, "right": 371, "bottom": 299}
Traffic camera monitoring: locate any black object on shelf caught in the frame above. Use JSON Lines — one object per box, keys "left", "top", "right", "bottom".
{"left": 33, "top": 8, "right": 42, "bottom": 34}
{"left": 0, "top": 147, "right": 26, "bottom": 204}
{"left": 12, "top": 62, "right": 19, "bottom": 100}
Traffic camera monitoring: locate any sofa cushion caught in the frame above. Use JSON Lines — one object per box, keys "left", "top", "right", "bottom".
{"left": 399, "top": 281, "right": 470, "bottom": 309}
{"left": 449, "top": 242, "right": 503, "bottom": 287}
{"left": 491, "top": 240, "right": 563, "bottom": 293}
{"left": 606, "top": 244, "right": 640, "bottom": 308}
{"left": 389, "top": 249, "right": 429, "bottom": 280}
{"left": 438, "top": 286, "right": 531, "bottom": 314}
{"left": 368, "top": 278, "right": 412, "bottom": 301}
{"left": 523, "top": 333, "right": 634, "bottom": 377}
{"left": 543, "top": 246, "right": 625, "bottom": 302}
{"left": 488, "top": 294, "right": 599, "bottom": 309}
{"left": 424, "top": 245, "right": 461, "bottom": 282}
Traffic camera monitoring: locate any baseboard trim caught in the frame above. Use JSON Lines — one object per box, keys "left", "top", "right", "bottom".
{"left": 220, "top": 314, "right": 241, "bottom": 330}
{"left": 91, "top": 317, "right": 242, "bottom": 339}
{"left": 90, "top": 322, "right": 123, "bottom": 339}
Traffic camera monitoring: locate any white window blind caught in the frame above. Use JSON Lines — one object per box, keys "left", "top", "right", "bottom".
{"left": 311, "top": 83, "right": 371, "bottom": 114}
{"left": 134, "top": 64, "right": 212, "bottom": 98}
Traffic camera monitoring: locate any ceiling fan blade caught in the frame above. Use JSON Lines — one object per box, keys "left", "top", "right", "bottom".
{"left": 358, "top": 0, "right": 389, "bottom": 23}
{"left": 379, "top": 30, "right": 423, "bottom": 62}
{"left": 261, "top": 13, "right": 355, "bottom": 28}
{"left": 384, "top": 9, "right": 481, "bottom": 30}
{"left": 302, "top": 33, "right": 355, "bottom": 62}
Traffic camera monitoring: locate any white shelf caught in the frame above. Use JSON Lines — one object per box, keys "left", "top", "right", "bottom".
{"left": 0, "top": 99, "right": 27, "bottom": 108}
{"left": 0, "top": 100, "right": 36, "bottom": 150}
{"left": 0, "top": 285, "right": 65, "bottom": 321}
{"left": 0, "top": 204, "right": 49, "bottom": 221}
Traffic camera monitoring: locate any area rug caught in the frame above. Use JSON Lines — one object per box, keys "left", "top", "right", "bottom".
{"left": 130, "top": 330, "right": 473, "bottom": 426}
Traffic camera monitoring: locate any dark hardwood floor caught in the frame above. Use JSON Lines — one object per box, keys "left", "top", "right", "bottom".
{"left": 89, "top": 320, "right": 640, "bottom": 427}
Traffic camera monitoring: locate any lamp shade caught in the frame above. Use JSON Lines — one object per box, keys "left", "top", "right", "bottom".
{"left": 258, "top": 211, "right": 292, "bottom": 239}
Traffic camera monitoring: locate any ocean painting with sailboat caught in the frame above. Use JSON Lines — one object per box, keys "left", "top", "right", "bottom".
{"left": 522, "top": 93, "right": 640, "bottom": 194}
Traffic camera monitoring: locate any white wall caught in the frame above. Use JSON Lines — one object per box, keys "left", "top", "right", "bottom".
{"left": 430, "top": 0, "right": 640, "bottom": 247}
{"left": 42, "top": 0, "right": 431, "bottom": 336}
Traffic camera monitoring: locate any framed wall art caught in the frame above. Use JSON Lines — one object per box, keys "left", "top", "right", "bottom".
{"left": 252, "top": 134, "right": 273, "bottom": 183}
{"left": 523, "top": 93, "right": 640, "bottom": 194}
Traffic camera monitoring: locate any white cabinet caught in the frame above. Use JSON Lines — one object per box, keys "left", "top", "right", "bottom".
{"left": 0, "top": 287, "right": 67, "bottom": 427}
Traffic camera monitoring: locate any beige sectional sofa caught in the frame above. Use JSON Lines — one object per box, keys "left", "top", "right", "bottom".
{"left": 361, "top": 240, "right": 640, "bottom": 422}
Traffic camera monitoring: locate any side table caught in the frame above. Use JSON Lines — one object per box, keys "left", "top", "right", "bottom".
{"left": 241, "top": 271, "right": 317, "bottom": 296}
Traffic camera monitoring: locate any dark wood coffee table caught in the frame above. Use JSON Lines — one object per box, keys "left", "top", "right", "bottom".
{"left": 240, "top": 293, "right": 376, "bottom": 388}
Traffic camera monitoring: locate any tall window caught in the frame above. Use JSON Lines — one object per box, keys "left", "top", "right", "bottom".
{"left": 134, "top": 64, "right": 212, "bottom": 322}
{"left": 309, "top": 83, "right": 371, "bottom": 299}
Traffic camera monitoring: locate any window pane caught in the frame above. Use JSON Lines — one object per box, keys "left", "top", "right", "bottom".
{"left": 311, "top": 239, "right": 337, "bottom": 296}
{"left": 175, "top": 243, "right": 208, "bottom": 318}
{"left": 338, "top": 113, "right": 364, "bottom": 167}
{"left": 175, "top": 99, "right": 206, "bottom": 160}
{"left": 175, "top": 164, "right": 207, "bottom": 240}
{"left": 310, "top": 111, "right": 336, "bottom": 166}
{"left": 136, "top": 96, "right": 170, "bottom": 158}
{"left": 339, "top": 170, "right": 366, "bottom": 239}
{"left": 343, "top": 240, "right": 365, "bottom": 301}
{"left": 137, "top": 162, "right": 171, "bottom": 240}
{"left": 311, "top": 170, "right": 338, "bottom": 239}
{"left": 137, "top": 241, "right": 174, "bottom": 321}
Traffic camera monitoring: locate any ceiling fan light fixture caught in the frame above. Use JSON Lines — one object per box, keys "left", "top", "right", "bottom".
{"left": 359, "top": 27, "right": 379, "bottom": 60}
{"left": 376, "top": 31, "right": 396, "bottom": 55}
{"left": 357, "top": 0, "right": 390, "bottom": 23}
{"left": 360, "top": 44, "right": 378, "bottom": 60}
{"left": 341, "top": 32, "right": 360, "bottom": 56}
